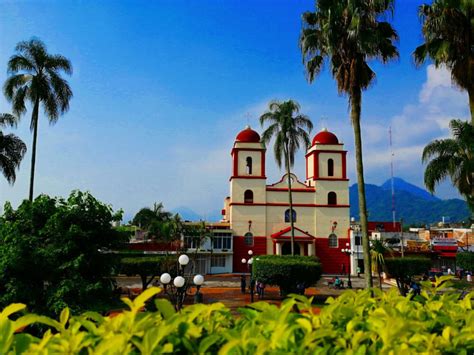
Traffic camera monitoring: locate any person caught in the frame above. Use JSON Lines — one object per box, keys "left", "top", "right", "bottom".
{"left": 356, "top": 266, "right": 361, "bottom": 278}
{"left": 334, "top": 276, "right": 342, "bottom": 289}
{"left": 467, "top": 271, "right": 472, "bottom": 283}
{"left": 447, "top": 268, "right": 452, "bottom": 276}
{"left": 240, "top": 275, "right": 246, "bottom": 294}
{"left": 256, "top": 281, "right": 262, "bottom": 298}
{"left": 410, "top": 281, "right": 421, "bottom": 297}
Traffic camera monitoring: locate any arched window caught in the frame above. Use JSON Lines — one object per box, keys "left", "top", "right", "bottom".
{"left": 284, "top": 209, "right": 297, "bottom": 223}
{"left": 244, "top": 232, "right": 254, "bottom": 246}
{"left": 328, "top": 233, "right": 338, "bottom": 248}
{"left": 328, "top": 159, "right": 334, "bottom": 176}
{"left": 244, "top": 190, "right": 253, "bottom": 203}
{"left": 246, "top": 157, "right": 252, "bottom": 175}
{"left": 328, "top": 192, "right": 337, "bottom": 205}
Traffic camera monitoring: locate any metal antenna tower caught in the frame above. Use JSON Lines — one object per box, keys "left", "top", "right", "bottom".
{"left": 389, "top": 126, "right": 396, "bottom": 228}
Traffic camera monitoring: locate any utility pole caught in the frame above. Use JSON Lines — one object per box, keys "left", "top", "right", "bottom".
{"left": 400, "top": 218, "right": 404, "bottom": 257}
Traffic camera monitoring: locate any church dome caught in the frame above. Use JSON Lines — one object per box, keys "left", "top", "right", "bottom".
{"left": 312, "top": 128, "right": 339, "bottom": 145}
{"left": 236, "top": 126, "right": 261, "bottom": 143}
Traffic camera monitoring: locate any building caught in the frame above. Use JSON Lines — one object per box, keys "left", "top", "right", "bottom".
{"left": 222, "top": 126, "right": 350, "bottom": 274}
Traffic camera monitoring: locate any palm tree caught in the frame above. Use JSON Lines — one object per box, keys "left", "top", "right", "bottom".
{"left": 3, "top": 38, "right": 73, "bottom": 201}
{"left": 300, "top": 0, "right": 398, "bottom": 288}
{"left": 422, "top": 119, "right": 474, "bottom": 211}
{"left": 370, "top": 239, "right": 389, "bottom": 290}
{"left": 0, "top": 113, "right": 27, "bottom": 184}
{"left": 259, "top": 100, "right": 313, "bottom": 256}
{"left": 132, "top": 202, "right": 172, "bottom": 230}
{"left": 414, "top": 0, "right": 474, "bottom": 124}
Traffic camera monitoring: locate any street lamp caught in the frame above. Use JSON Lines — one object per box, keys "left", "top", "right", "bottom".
{"left": 341, "top": 243, "right": 354, "bottom": 288}
{"left": 159, "top": 254, "right": 204, "bottom": 310}
{"left": 241, "top": 250, "right": 255, "bottom": 302}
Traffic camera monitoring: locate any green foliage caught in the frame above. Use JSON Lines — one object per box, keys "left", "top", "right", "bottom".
{"left": 0, "top": 113, "right": 26, "bottom": 184}
{"left": 0, "top": 285, "right": 473, "bottom": 353}
{"left": 457, "top": 252, "right": 474, "bottom": 271}
{"left": 385, "top": 257, "right": 432, "bottom": 295}
{"left": 120, "top": 256, "right": 173, "bottom": 290}
{"left": 0, "top": 191, "right": 126, "bottom": 316}
{"left": 253, "top": 255, "right": 321, "bottom": 295}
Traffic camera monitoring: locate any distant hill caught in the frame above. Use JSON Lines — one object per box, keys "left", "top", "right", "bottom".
{"left": 350, "top": 178, "right": 470, "bottom": 225}
{"left": 171, "top": 207, "right": 222, "bottom": 222}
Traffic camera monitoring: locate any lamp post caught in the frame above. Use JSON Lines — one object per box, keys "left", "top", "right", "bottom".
{"left": 241, "top": 250, "right": 255, "bottom": 302}
{"left": 341, "top": 243, "right": 354, "bottom": 288}
{"left": 159, "top": 254, "right": 205, "bottom": 311}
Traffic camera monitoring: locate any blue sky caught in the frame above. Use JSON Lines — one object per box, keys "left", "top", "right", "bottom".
{"left": 0, "top": 0, "right": 470, "bottom": 221}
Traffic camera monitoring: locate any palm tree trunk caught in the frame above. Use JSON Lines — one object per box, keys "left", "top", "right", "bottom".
{"left": 469, "top": 89, "right": 474, "bottom": 125}
{"left": 285, "top": 142, "right": 295, "bottom": 256}
{"left": 29, "top": 97, "right": 40, "bottom": 202}
{"left": 351, "top": 88, "right": 373, "bottom": 288}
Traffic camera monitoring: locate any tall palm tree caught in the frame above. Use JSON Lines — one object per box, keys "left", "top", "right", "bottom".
{"left": 414, "top": 0, "right": 474, "bottom": 123}
{"left": 259, "top": 100, "right": 313, "bottom": 256}
{"left": 132, "top": 202, "right": 172, "bottom": 230}
{"left": 0, "top": 113, "right": 27, "bottom": 184}
{"left": 300, "top": 0, "right": 398, "bottom": 288}
{"left": 422, "top": 119, "right": 474, "bottom": 211}
{"left": 3, "top": 38, "right": 73, "bottom": 201}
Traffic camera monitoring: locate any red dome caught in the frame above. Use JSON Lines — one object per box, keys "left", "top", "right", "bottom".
{"left": 236, "top": 126, "right": 261, "bottom": 143}
{"left": 312, "top": 129, "right": 339, "bottom": 145}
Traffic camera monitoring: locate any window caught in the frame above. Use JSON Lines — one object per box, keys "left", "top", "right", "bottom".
{"left": 284, "top": 209, "right": 297, "bottom": 223}
{"left": 211, "top": 255, "right": 226, "bottom": 268}
{"left": 328, "top": 159, "right": 334, "bottom": 176}
{"left": 244, "top": 232, "right": 254, "bottom": 246}
{"left": 328, "top": 192, "right": 337, "bottom": 205}
{"left": 212, "top": 232, "right": 232, "bottom": 250}
{"left": 246, "top": 157, "right": 252, "bottom": 175}
{"left": 183, "top": 236, "right": 199, "bottom": 249}
{"left": 355, "top": 236, "right": 361, "bottom": 246}
{"left": 244, "top": 190, "right": 253, "bottom": 203}
{"left": 328, "top": 233, "right": 338, "bottom": 248}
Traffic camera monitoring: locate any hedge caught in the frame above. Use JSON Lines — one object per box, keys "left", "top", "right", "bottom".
{"left": 253, "top": 255, "right": 322, "bottom": 295}
{"left": 1, "top": 278, "right": 473, "bottom": 353}
{"left": 457, "top": 252, "right": 474, "bottom": 271}
{"left": 120, "top": 256, "right": 173, "bottom": 290}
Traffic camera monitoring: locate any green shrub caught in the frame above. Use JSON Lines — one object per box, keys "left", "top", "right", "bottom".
{"left": 253, "top": 255, "right": 322, "bottom": 295}
{"left": 457, "top": 252, "right": 474, "bottom": 271}
{"left": 120, "top": 256, "right": 173, "bottom": 290}
{"left": 1, "top": 280, "right": 473, "bottom": 353}
{"left": 385, "top": 256, "right": 431, "bottom": 295}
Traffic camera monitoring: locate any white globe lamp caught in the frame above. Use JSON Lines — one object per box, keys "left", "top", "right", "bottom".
{"left": 248, "top": 250, "right": 253, "bottom": 256}
{"left": 178, "top": 254, "right": 190, "bottom": 266}
{"left": 173, "top": 276, "right": 185, "bottom": 288}
{"left": 160, "top": 273, "right": 171, "bottom": 284}
{"left": 193, "top": 274, "right": 204, "bottom": 286}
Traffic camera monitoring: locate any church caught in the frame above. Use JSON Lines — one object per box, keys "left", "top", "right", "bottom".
{"left": 222, "top": 125, "right": 351, "bottom": 274}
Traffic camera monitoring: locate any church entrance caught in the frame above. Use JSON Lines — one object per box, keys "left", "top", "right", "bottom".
{"left": 282, "top": 242, "right": 300, "bottom": 255}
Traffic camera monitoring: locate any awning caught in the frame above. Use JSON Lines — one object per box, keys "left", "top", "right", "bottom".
{"left": 439, "top": 252, "right": 457, "bottom": 258}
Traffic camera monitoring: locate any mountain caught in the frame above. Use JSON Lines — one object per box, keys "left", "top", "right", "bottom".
{"left": 171, "top": 207, "right": 222, "bottom": 222}
{"left": 350, "top": 178, "right": 470, "bottom": 225}
{"left": 381, "top": 177, "right": 439, "bottom": 202}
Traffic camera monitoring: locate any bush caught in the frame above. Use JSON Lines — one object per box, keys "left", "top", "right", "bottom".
{"left": 253, "top": 255, "right": 321, "bottom": 295}
{"left": 385, "top": 256, "right": 431, "bottom": 295}
{"left": 120, "top": 256, "right": 174, "bottom": 290}
{"left": 1, "top": 281, "right": 473, "bottom": 353}
{"left": 457, "top": 252, "right": 474, "bottom": 271}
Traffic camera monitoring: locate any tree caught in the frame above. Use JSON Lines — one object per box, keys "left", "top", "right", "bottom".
{"left": 456, "top": 251, "right": 474, "bottom": 271}
{"left": 259, "top": 100, "right": 313, "bottom": 255}
{"left": 133, "top": 202, "right": 172, "bottom": 232}
{"left": 422, "top": 119, "right": 474, "bottom": 212}
{"left": 0, "top": 113, "right": 26, "bottom": 183}
{"left": 385, "top": 257, "right": 431, "bottom": 296}
{"left": 300, "top": 0, "right": 399, "bottom": 287}
{"left": 0, "top": 191, "right": 125, "bottom": 315}
{"left": 3, "top": 38, "right": 73, "bottom": 201}
{"left": 414, "top": 0, "right": 474, "bottom": 123}
{"left": 370, "top": 239, "right": 390, "bottom": 290}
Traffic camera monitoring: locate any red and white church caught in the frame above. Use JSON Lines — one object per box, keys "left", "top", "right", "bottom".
{"left": 222, "top": 126, "right": 351, "bottom": 274}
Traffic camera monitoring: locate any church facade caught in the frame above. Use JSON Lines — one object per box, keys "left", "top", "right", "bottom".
{"left": 222, "top": 126, "right": 351, "bottom": 274}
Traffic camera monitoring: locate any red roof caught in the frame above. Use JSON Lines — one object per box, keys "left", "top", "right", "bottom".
{"left": 236, "top": 126, "right": 260, "bottom": 143}
{"left": 312, "top": 129, "right": 339, "bottom": 145}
